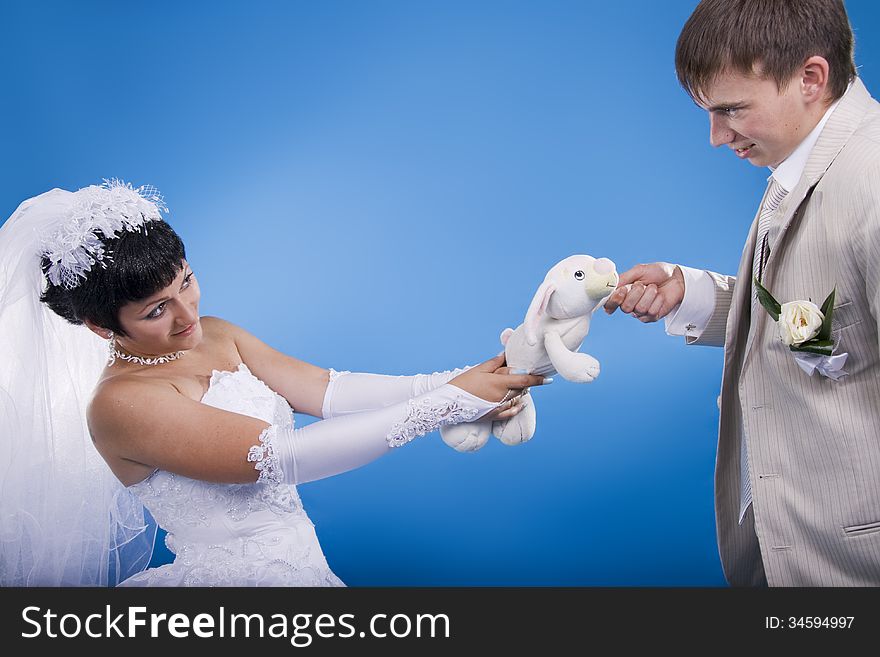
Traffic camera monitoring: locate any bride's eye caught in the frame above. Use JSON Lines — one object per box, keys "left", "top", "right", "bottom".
{"left": 147, "top": 302, "right": 166, "bottom": 319}
{"left": 574, "top": 270, "right": 585, "bottom": 280}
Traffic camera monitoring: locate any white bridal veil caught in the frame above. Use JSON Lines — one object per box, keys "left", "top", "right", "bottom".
{"left": 0, "top": 187, "right": 157, "bottom": 585}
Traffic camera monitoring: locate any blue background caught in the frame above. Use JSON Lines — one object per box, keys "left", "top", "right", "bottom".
{"left": 2, "top": 1, "right": 878, "bottom": 585}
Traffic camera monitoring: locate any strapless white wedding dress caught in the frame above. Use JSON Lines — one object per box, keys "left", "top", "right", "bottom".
{"left": 119, "top": 363, "right": 344, "bottom": 587}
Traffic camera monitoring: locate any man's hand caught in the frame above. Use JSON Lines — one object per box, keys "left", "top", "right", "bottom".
{"left": 603, "top": 263, "right": 685, "bottom": 323}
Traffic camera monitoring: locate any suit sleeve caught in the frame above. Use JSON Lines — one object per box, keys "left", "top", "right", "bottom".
{"left": 685, "top": 271, "right": 736, "bottom": 347}
{"left": 665, "top": 266, "right": 719, "bottom": 341}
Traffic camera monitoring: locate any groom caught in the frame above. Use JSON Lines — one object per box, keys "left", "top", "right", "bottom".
{"left": 604, "top": 0, "right": 880, "bottom": 586}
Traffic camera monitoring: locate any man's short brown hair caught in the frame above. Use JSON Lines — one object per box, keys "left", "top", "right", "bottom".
{"left": 675, "top": 0, "right": 856, "bottom": 104}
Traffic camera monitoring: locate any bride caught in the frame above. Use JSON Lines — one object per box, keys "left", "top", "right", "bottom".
{"left": 0, "top": 180, "right": 546, "bottom": 586}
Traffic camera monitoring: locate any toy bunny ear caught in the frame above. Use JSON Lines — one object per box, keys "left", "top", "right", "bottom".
{"left": 524, "top": 280, "right": 556, "bottom": 346}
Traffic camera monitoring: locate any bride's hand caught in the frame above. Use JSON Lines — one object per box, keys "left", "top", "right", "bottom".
{"left": 482, "top": 393, "right": 526, "bottom": 421}
{"left": 448, "top": 354, "right": 547, "bottom": 411}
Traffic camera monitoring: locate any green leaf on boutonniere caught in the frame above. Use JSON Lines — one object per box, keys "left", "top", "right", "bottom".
{"left": 791, "top": 340, "right": 834, "bottom": 356}
{"left": 754, "top": 277, "right": 781, "bottom": 321}
{"left": 817, "top": 287, "right": 836, "bottom": 342}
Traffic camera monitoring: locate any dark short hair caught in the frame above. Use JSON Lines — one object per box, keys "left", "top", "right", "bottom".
{"left": 40, "top": 219, "right": 187, "bottom": 336}
{"left": 675, "top": 0, "right": 856, "bottom": 104}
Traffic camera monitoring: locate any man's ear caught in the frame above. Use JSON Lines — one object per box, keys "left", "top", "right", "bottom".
{"left": 83, "top": 318, "right": 111, "bottom": 340}
{"left": 801, "top": 55, "right": 831, "bottom": 105}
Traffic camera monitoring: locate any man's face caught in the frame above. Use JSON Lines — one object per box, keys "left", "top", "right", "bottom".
{"left": 698, "top": 69, "right": 811, "bottom": 168}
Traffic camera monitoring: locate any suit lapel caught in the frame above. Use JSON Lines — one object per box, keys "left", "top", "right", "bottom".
{"left": 726, "top": 205, "right": 762, "bottom": 367}
{"left": 741, "top": 78, "right": 875, "bottom": 363}
{"left": 764, "top": 79, "right": 874, "bottom": 277}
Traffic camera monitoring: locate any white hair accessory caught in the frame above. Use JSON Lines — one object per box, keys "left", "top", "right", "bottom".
{"left": 39, "top": 178, "right": 167, "bottom": 289}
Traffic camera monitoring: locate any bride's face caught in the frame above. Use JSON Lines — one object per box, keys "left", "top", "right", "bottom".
{"left": 115, "top": 261, "right": 203, "bottom": 356}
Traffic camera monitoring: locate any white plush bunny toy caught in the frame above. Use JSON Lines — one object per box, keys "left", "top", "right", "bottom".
{"left": 440, "top": 254, "right": 618, "bottom": 452}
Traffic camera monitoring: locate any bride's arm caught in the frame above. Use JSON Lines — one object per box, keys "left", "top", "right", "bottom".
{"left": 89, "top": 377, "right": 276, "bottom": 484}
{"left": 217, "top": 318, "right": 330, "bottom": 418}
{"left": 319, "top": 367, "right": 475, "bottom": 419}
{"left": 221, "top": 317, "right": 476, "bottom": 418}
{"left": 88, "top": 365, "right": 542, "bottom": 485}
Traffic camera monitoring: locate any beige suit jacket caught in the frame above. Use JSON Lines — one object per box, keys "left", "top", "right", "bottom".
{"left": 691, "top": 78, "right": 880, "bottom": 586}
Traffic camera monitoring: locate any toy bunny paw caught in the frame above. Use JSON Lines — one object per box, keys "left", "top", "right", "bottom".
{"left": 558, "top": 352, "right": 600, "bottom": 383}
{"left": 492, "top": 391, "right": 536, "bottom": 445}
{"left": 439, "top": 421, "right": 492, "bottom": 452}
{"left": 541, "top": 318, "right": 606, "bottom": 385}
{"left": 578, "top": 353, "right": 601, "bottom": 382}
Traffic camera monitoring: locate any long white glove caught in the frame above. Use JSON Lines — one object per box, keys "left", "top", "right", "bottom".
{"left": 321, "top": 367, "right": 473, "bottom": 418}
{"left": 249, "top": 383, "right": 495, "bottom": 485}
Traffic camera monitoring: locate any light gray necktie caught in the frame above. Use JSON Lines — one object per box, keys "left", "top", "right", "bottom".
{"left": 740, "top": 177, "right": 789, "bottom": 524}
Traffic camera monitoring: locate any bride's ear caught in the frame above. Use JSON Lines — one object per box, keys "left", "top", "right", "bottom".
{"left": 83, "top": 318, "right": 112, "bottom": 340}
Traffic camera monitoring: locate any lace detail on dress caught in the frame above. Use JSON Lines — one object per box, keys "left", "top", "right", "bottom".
{"left": 134, "top": 538, "right": 344, "bottom": 587}
{"left": 129, "top": 469, "right": 300, "bottom": 529}
{"left": 386, "top": 396, "right": 480, "bottom": 447}
{"left": 122, "top": 363, "right": 344, "bottom": 587}
{"left": 248, "top": 426, "right": 283, "bottom": 485}
{"left": 328, "top": 368, "right": 351, "bottom": 382}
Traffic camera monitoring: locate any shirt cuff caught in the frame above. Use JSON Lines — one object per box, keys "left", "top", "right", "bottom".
{"left": 664, "top": 265, "right": 716, "bottom": 340}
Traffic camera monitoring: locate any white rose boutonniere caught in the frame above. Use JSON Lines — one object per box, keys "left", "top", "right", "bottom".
{"left": 778, "top": 300, "right": 825, "bottom": 347}
{"left": 754, "top": 278, "right": 848, "bottom": 380}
